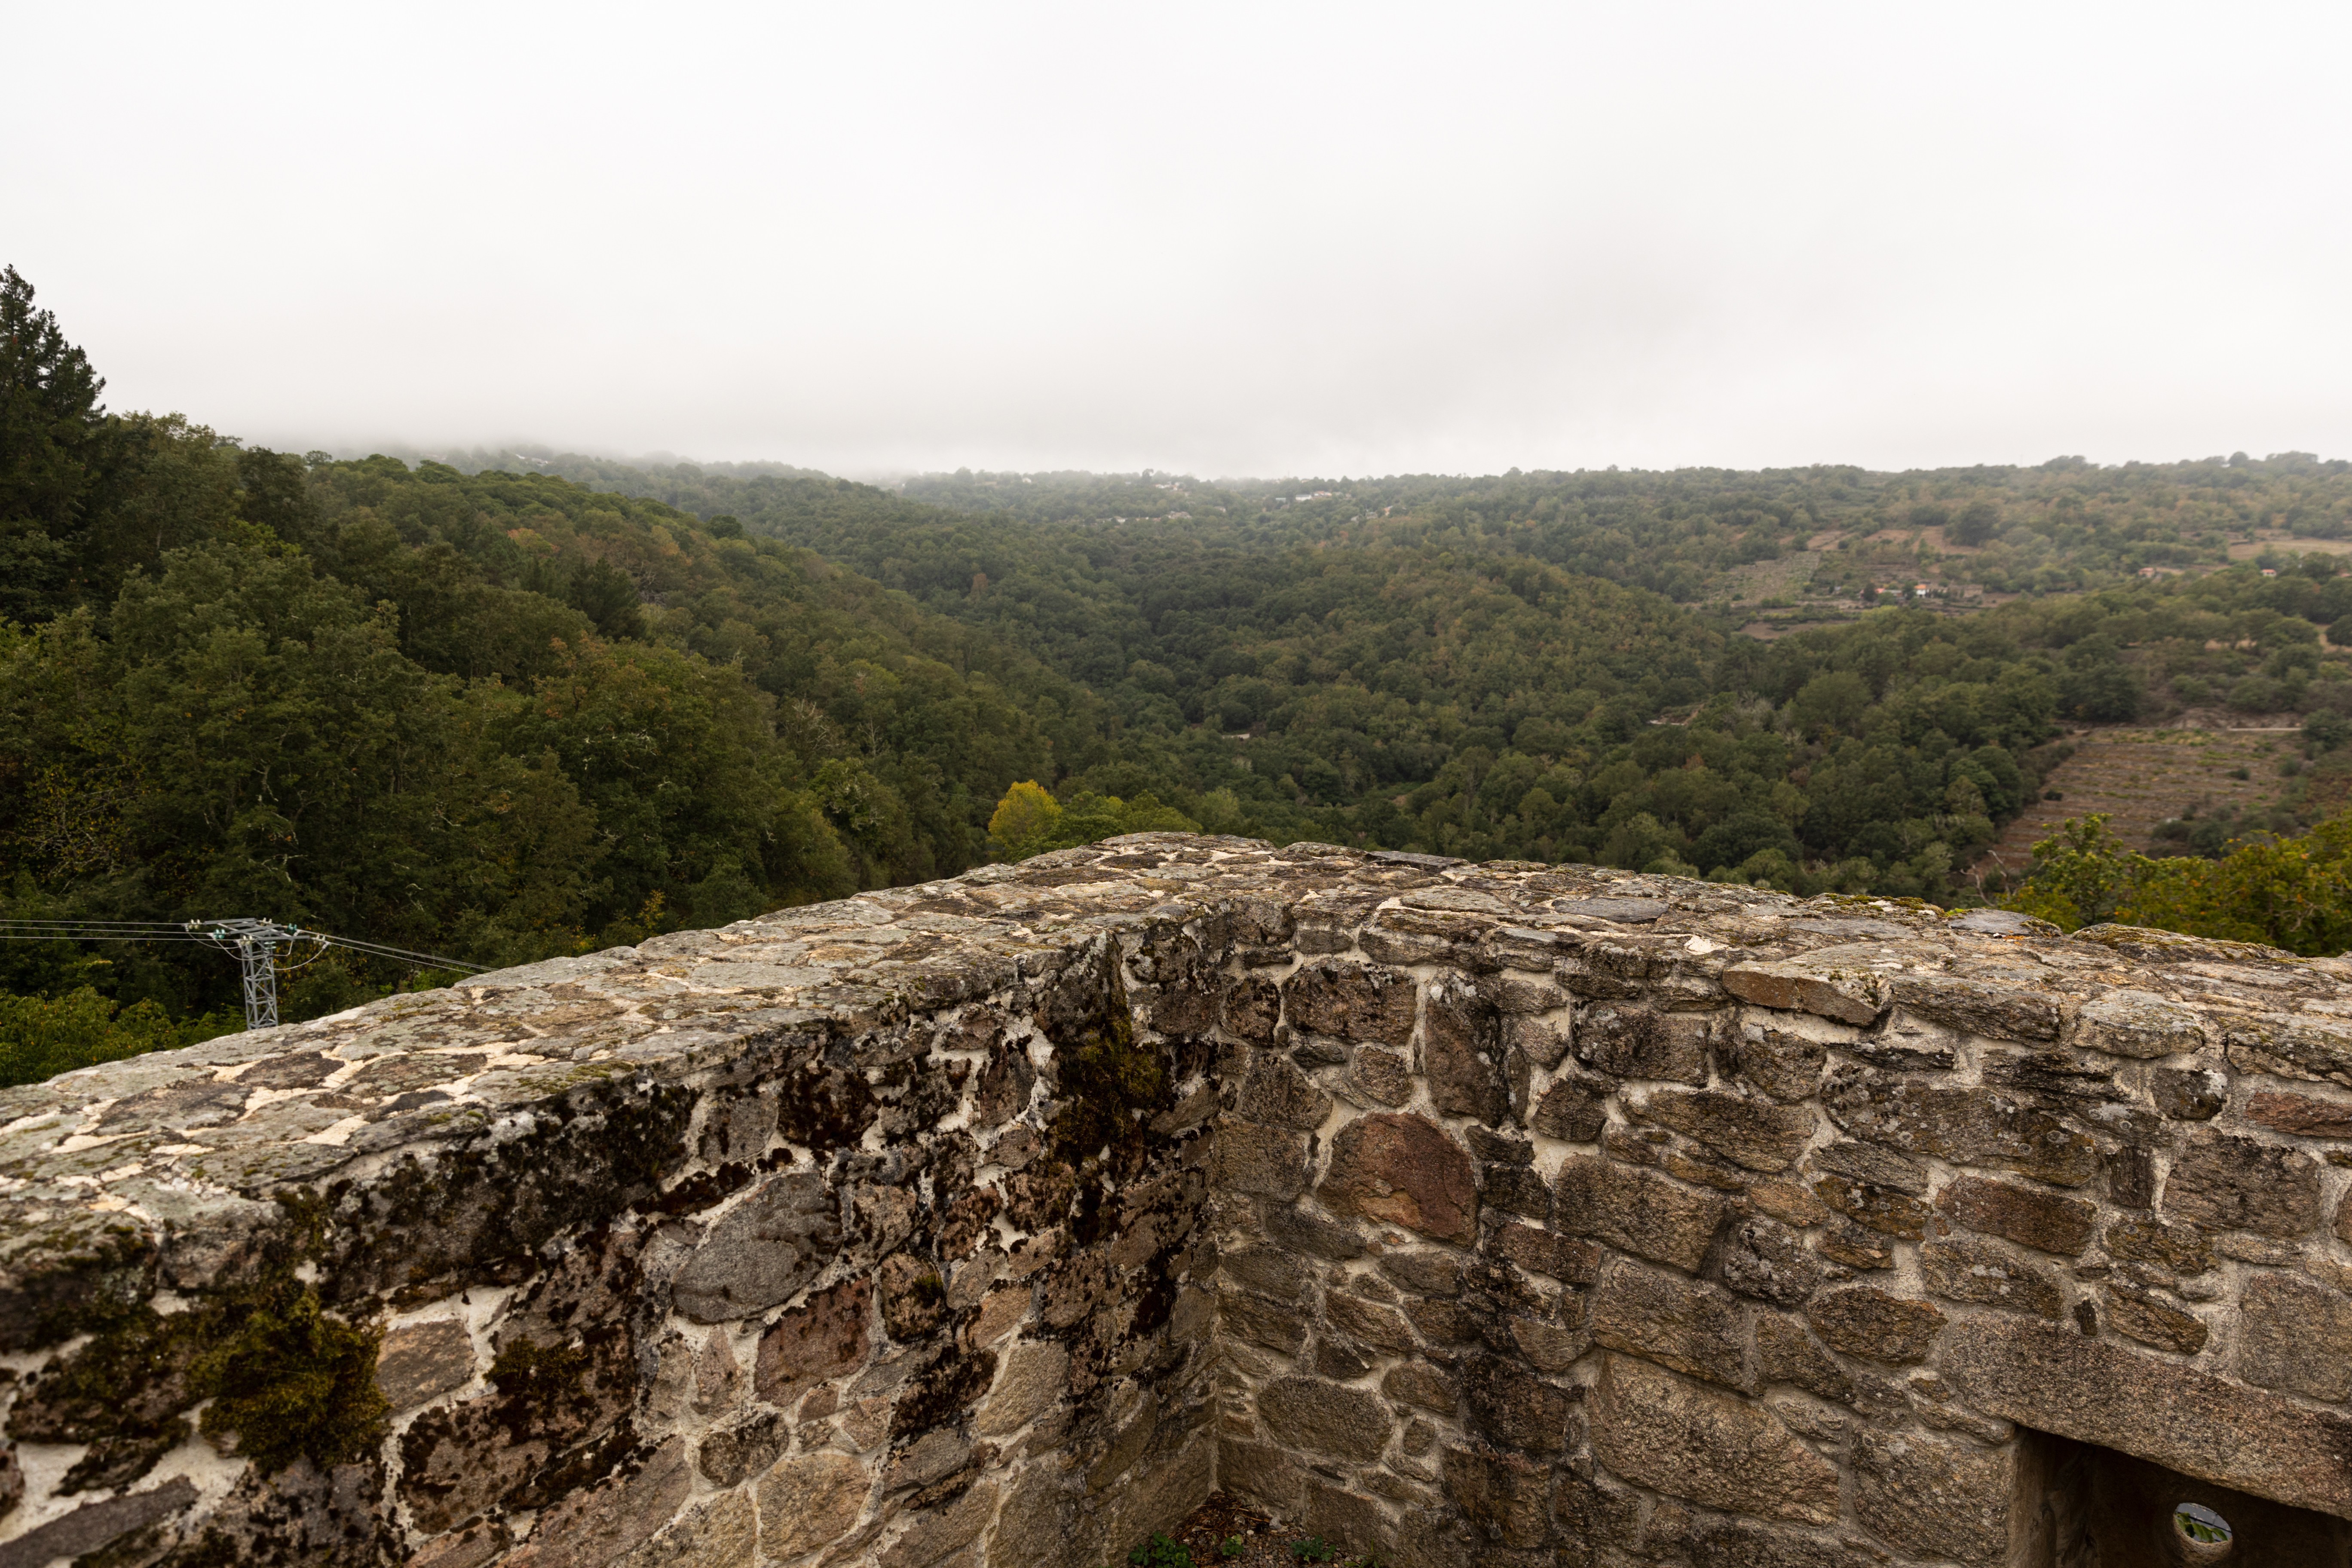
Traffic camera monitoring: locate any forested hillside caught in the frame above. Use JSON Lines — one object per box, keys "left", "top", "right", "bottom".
{"left": 12, "top": 261, "right": 2352, "bottom": 1079}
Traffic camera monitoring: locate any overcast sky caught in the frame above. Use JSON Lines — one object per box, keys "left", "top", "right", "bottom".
{"left": 9, "top": 2, "right": 2348, "bottom": 479}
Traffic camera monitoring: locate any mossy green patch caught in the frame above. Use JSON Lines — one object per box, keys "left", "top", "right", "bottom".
{"left": 1050, "top": 1001, "right": 1167, "bottom": 1166}
{"left": 189, "top": 1281, "right": 387, "bottom": 1474}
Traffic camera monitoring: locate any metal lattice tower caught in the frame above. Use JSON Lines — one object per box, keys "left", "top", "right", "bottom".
{"left": 187, "top": 919, "right": 306, "bottom": 1030}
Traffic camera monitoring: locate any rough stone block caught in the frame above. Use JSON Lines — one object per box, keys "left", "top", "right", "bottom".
{"left": 1809, "top": 1171, "right": 1929, "bottom": 1239}
{"left": 1555, "top": 1155, "right": 1725, "bottom": 1273}
{"left": 1626, "top": 1088, "right": 1813, "bottom": 1173}
{"left": 672, "top": 1173, "right": 842, "bottom": 1322}
{"left": 1891, "top": 972, "right": 2059, "bottom": 1042}
{"left": 1942, "top": 1314, "right": 2352, "bottom": 1517}
{"left": 1724, "top": 1016, "right": 1832, "bottom": 1103}
{"left": 1574, "top": 1004, "right": 1711, "bottom": 1084}
{"left": 1304, "top": 1480, "right": 1396, "bottom": 1557}
{"left": 2102, "top": 1215, "right": 2212, "bottom": 1274}
{"left": 1324, "top": 1290, "right": 1417, "bottom": 1353}
{"left": 2103, "top": 1283, "right": 2208, "bottom": 1353}
{"left": 757, "top": 1452, "right": 871, "bottom": 1562}
{"left": 2151, "top": 1064, "right": 2228, "bottom": 1120}
{"left": 879, "top": 1479, "right": 998, "bottom": 1568}
{"left": 1382, "top": 1362, "right": 1458, "bottom": 1415}
{"left": 1257, "top": 1377, "right": 1390, "bottom": 1462}
{"left": 1721, "top": 950, "right": 1892, "bottom": 1026}
{"left": 1485, "top": 1220, "right": 1599, "bottom": 1285}
{"left": 1588, "top": 1355, "right": 1839, "bottom": 1525}
{"left": 1821, "top": 1068, "right": 2099, "bottom": 1186}
{"left": 1805, "top": 1285, "right": 1944, "bottom": 1364}
{"left": 2222, "top": 1011, "right": 2352, "bottom": 1087}
{"left": 1238, "top": 1056, "right": 1334, "bottom": 1132}
{"left": 1213, "top": 1119, "right": 1311, "bottom": 1200}
{"left": 1707, "top": 1215, "right": 1823, "bottom": 1308}
{"left": 1318, "top": 1112, "right": 1477, "bottom": 1244}
{"left": 2245, "top": 1088, "right": 2352, "bottom": 1138}
{"left": 1589, "top": 1258, "right": 1748, "bottom": 1389}
{"left": 376, "top": 1317, "right": 478, "bottom": 1412}
{"left": 616, "top": 1490, "right": 754, "bottom": 1568}
{"left": 1852, "top": 1429, "right": 2011, "bottom": 1566}
{"left": 2236, "top": 1269, "right": 2352, "bottom": 1401}
{"left": 1525, "top": 1074, "right": 1609, "bottom": 1141}
{"left": 1934, "top": 1174, "right": 2097, "bottom": 1256}
{"left": 1284, "top": 959, "right": 1417, "bottom": 1045}
{"left": 974, "top": 1340, "right": 1069, "bottom": 1436}
{"left": 1424, "top": 975, "right": 1510, "bottom": 1125}
{"left": 1920, "top": 1235, "right": 2062, "bottom": 1318}
{"left": 1441, "top": 1445, "right": 1550, "bottom": 1548}
{"left": 2074, "top": 987, "right": 2208, "bottom": 1057}
{"left": 2163, "top": 1128, "right": 2322, "bottom": 1238}
{"left": 519, "top": 1436, "right": 692, "bottom": 1568}
{"left": 1351, "top": 1048, "right": 1413, "bottom": 1106}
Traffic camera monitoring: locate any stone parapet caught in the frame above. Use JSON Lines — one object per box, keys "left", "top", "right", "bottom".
{"left": 2, "top": 835, "right": 2351, "bottom": 1565}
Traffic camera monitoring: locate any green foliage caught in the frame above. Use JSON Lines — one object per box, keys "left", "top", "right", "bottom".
{"left": 1129, "top": 1534, "right": 1193, "bottom": 1568}
{"left": 1289, "top": 1539, "right": 1334, "bottom": 1563}
{"left": 986, "top": 779, "right": 1200, "bottom": 860}
{"left": 187, "top": 1282, "right": 388, "bottom": 1475}
{"left": 0, "top": 986, "right": 239, "bottom": 1088}
{"left": 2004, "top": 810, "right": 2352, "bottom": 955}
{"left": 1221, "top": 1537, "right": 1246, "bottom": 1560}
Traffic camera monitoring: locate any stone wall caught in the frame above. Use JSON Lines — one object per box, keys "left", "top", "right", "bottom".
{"left": 3, "top": 836, "right": 2352, "bottom": 1566}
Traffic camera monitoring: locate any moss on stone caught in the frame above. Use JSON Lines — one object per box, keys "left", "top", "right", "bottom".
{"left": 189, "top": 1282, "right": 388, "bottom": 1475}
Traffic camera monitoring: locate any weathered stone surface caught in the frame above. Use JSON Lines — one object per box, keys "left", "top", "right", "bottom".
{"left": 1351, "top": 1048, "right": 1413, "bottom": 1106}
{"left": 1821, "top": 1068, "right": 2100, "bottom": 1186}
{"left": 1318, "top": 1112, "right": 1477, "bottom": 1243}
{"left": 1461, "top": 1353, "right": 1571, "bottom": 1453}
{"left": 2102, "top": 1214, "right": 2213, "bottom": 1274}
{"left": 1589, "top": 1259, "right": 1748, "bottom": 1388}
{"left": 2152, "top": 1064, "right": 2229, "bottom": 1120}
{"left": 1934, "top": 1174, "right": 2097, "bottom": 1256}
{"left": 697, "top": 1409, "right": 788, "bottom": 1487}
{"left": 1574, "top": 1004, "right": 1712, "bottom": 1084}
{"left": 1589, "top": 1355, "right": 1839, "bottom": 1525}
{"left": 2246, "top": 1088, "right": 2352, "bottom": 1138}
{"left": 1285, "top": 959, "right": 1417, "bottom": 1044}
{"left": 1441, "top": 1445, "right": 1549, "bottom": 1548}
{"left": 1707, "top": 1215, "right": 1822, "bottom": 1308}
{"left": 1626, "top": 1088, "right": 1812, "bottom": 1173}
{"left": 1810, "top": 1171, "right": 1929, "bottom": 1239}
{"left": 1806, "top": 1286, "right": 1945, "bottom": 1364}
{"left": 1238, "top": 1055, "right": 1333, "bottom": 1131}
{"left": 616, "top": 1490, "right": 755, "bottom": 1568}
{"left": 2163, "top": 1128, "right": 2322, "bottom": 1237}
{"left": 1892, "top": 971, "right": 2059, "bottom": 1042}
{"left": 1324, "top": 1290, "right": 1416, "bottom": 1353}
{"left": 1214, "top": 1119, "right": 1310, "bottom": 1200}
{"left": 1721, "top": 949, "right": 1893, "bottom": 1026}
{"left": 1257, "top": 1377, "right": 1389, "bottom": 1462}
{"left": 1525, "top": 1074, "right": 1609, "bottom": 1141}
{"left": 2223, "top": 1011, "right": 2352, "bottom": 1087}
{"left": 1852, "top": 1429, "right": 2011, "bottom": 1566}
{"left": 2076, "top": 988, "right": 2209, "bottom": 1058}
{"left": 755, "top": 1274, "right": 870, "bottom": 1403}
{"left": 1555, "top": 1155, "right": 1724, "bottom": 1273}
{"left": 1423, "top": 976, "right": 1509, "bottom": 1125}
{"left": 2103, "top": 1283, "right": 2208, "bottom": 1353}
{"left": 1943, "top": 1314, "right": 2352, "bottom": 1516}
{"left": 2236, "top": 1269, "right": 2352, "bottom": 1401}
{"left": 514, "top": 1439, "right": 692, "bottom": 1567}
{"left": 1724, "top": 1016, "right": 1832, "bottom": 1103}
{"left": 672, "top": 1173, "right": 842, "bottom": 1322}
{"left": 879, "top": 1479, "right": 997, "bottom": 1568}
{"left": 756, "top": 1452, "right": 872, "bottom": 1562}
{"left": 1382, "top": 1362, "right": 1458, "bottom": 1414}
{"left": 377, "top": 1317, "right": 478, "bottom": 1411}
{"left": 1484, "top": 1219, "right": 1598, "bottom": 1285}
{"left": 1920, "top": 1235, "right": 2062, "bottom": 1318}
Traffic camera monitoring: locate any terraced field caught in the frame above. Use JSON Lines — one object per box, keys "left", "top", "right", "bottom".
{"left": 1974, "top": 726, "right": 2303, "bottom": 878}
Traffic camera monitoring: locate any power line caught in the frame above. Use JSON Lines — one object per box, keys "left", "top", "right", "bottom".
{"left": 1, "top": 918, "right": 490, "bottom": 1030}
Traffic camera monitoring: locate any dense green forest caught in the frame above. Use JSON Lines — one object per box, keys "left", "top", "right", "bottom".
{"left": 10, "top": 263, "right": 2352, "bottom": 1080}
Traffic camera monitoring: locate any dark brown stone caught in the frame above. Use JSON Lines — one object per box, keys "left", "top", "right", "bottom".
{"left": 513, "top": 1436, "right": 692, "bottom": 1568}
{"left": 1213, "top": 1119, "right": 1310, "bottom": 1200}
{"left": 1821, "top": 1068, "right": 2100, "bottom": 1187}
{"left": 2075, "top": 987, "right": 2207, "bottom": 1057}
{"left": 1284, "top": 959, "right": 1416, "bottom": 1044}
{"left": 1589, "top": 1259, "right": 1748, "bottom": 1389}
{"left": 695, "top": 1409, "right": 787, "bottom": 1487}
{"left": 1935, "top": 1175, "right": 2096, "bottom": 1256}
{"left": 1351, "top": 1048, "right": 1412, "bottom": 1106}
{"left": 2245, "top": 1089, "right": 2352, "bottom": 1138}
{"left": 1805, "top": 1286, "right": 1945, "bottom": 1364}
{"left": 1382, "top": 1362, "right": 1458, "bottom": 1414}
{"left": 1574, "top": 1004, "right": 1711, "bottom": 1084}
{"left": 1555, "top": 1155, "right": 1725, "bottom": 1272}
{"left": 2163, "top": 1128, "right": 2322, "bottom": 1238}
{"left": 1484, "top": 1221, "right": 1599, "bottom": 1285}
{"left": 1442, "top": 1445, "right": 1550, "bottom": 1548}
{"left": 1257, "top": 1377, "right": 1389, "bottom": 1462}
{"left": 1627, "top": 1089, "right": 1812, "bottom": 1173}
{"left": 376, "top": 1318, "right": 478, "bottom": 1412}
{"left": 1723, "top": 1020, "right": 1828, "bottom": 1103}
{"left": 1752, "top": 1312, "right": 1857, "bottom": 1406}
{"left": 0, "top": 1476, "right": 196, "bottom": 1568}
{"left": 2103, "top": 1284, "right": 2208, "bottom": 1354}
{"left": 1720, "top": 953, "right": 1890, "bottom": 1026}
{"left": 1462, "top": 1353, "right": 1571, "bottom": 1453}
{"left": 1222, "top": 975, "right": 1282, "bottom": 1044}
{"left": 1323, "top": 1290, "right": 1416, "bottom": 1353}
{"left": 1588, "top": 1355, "right": 1839, "bottom": 1525}
{"left": 2237, "top": 1269, "right": 2352, "bottom": 1401}
{"left": 1890, "top": 972, "right": 2059, "bottom": 1041}
{"left": 1379, "top": 1249, "right": 1463, "bottom": 1296}
{"left": 1424, "top": 975, "right": 1509, "bottom": 1125}
{"left": 755, "top": 1275, "right": 871, "bottom": 1403}
{"left": 1810, "top": 1172, "right": 1929, "bottom": 1238}
{"left": 1852, "top": 1429, "right": 2011, "bottom": 1566}
{"left": 973, "top": 1043, "right": 1034, "bottom": 1128}
{"left": 1942, "top": 1314, "right": 2352, "bottom": 1517}
{"left": 1526, "top": 1075, "right": 1609, "bottom": 1141}
{"left": 1920, "top": 1236, "right": 2062, "bottom": 1318}
{"left": 2102, "top": 1216, "right": 2212, "bottom": 1275}
{"left": 1816, "top": 1221, "right": 1896, "bottom": 1271}
{"left": 1707, "top": 1216, "right": 1822, "bottom": 1308}
{"left": 1318, "top": 1112, "right": 1477, "bottom": 1244}
{"left": 2151, "top": 1065, "right": 2227, "bottom": 1121}
{"left": 1237, "top": 1055, "right": 1333, "bottom": 1131}
{"left": 1223, "top": 1290, "right": 1308, "bottom": 1355}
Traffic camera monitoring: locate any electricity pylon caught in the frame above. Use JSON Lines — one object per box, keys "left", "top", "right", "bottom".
{"left": 186, "top": 919, "right": 309, "bottom": 1030}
